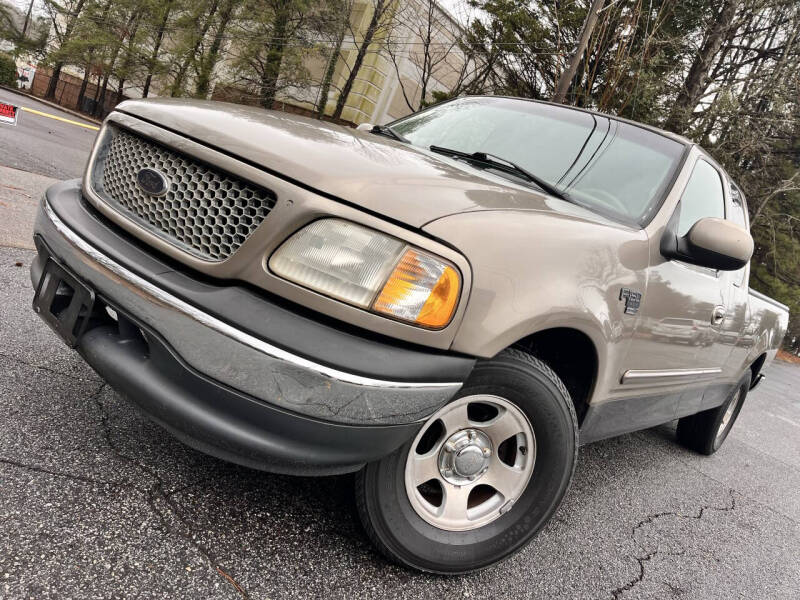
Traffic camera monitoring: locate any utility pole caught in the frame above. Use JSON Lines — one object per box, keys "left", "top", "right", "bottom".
{"left": 552, "top": 0, "right": 605, "bottom": 104}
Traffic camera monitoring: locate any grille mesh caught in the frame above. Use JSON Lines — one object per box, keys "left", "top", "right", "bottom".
{"left": 96, "top": 128, "right": 275, "bottom": 261}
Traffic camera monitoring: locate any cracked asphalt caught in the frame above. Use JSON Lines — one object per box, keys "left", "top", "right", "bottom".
{"left": 1, "top": 109, "right": 799, "bottom": 598}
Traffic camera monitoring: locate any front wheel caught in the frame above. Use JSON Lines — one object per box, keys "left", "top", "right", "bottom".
{"left": 355, "top": 349, "right": 578, "bottom": 574}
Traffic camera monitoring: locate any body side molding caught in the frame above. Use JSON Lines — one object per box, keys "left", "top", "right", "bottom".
{"left": 621, "top": 367, "right": 722, "bottom": 385}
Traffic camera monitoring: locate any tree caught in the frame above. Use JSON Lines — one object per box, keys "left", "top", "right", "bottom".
{"left": 169, "top": 0, "right": 221, "bottom": 96}
{"left": 0, "top": 0, "right": 49, "bottom": 56}
{"left": 331, "top": 0, "right": 393, "bottom": 120}
{"left": 227, "top": 0, "right": 318, "bottom": 108}
{"left": 142, "top": 0, "right": 176, "bottom": 98}
{"left": 0, "top": 52, "right": 15, "bottom": 86}
{"left": 42, "top": 0, "right": 88, "bottom": 99}
{"left": 194, "top": 0, "right": 238, "bottom": 98}
{"left": 314, "top": 0, "right": 351, "bottom": 117}
{"left": 664, "top": 0, "right": 741, "bottom": 133}
{"left": 552, "top": 0, "right": 605, "bottom": 103}
{"left": 386, "top": 0, "right": 465, "bottom": 112}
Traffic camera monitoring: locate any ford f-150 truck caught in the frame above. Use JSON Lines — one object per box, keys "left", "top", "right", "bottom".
{"left": 30, "top": 96, "right": 789, "bottom": 573}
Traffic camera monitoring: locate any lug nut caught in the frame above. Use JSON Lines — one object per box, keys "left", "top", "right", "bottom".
{"left": 445, "top": 441, "right": 456, "bottom": 453}
{"left": 468, "top": 430, "right": 477, "bottom": 441}
{"left": 482, "top": 447, "right": 491, "bottom": 457}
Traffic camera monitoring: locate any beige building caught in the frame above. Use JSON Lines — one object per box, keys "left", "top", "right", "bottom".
{"left": 284, "top": 0, "right": 472, "bottom": 124}
{"left": 39, "top": 0, "right": 473, "bottom": 125}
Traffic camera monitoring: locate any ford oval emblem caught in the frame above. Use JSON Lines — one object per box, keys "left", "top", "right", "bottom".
{"left": 136, "top": 168, "right": 170, "bottom": 197}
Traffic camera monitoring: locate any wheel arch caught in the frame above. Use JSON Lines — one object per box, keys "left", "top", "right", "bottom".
{"left": 510, "top": 327, "right": 599, "bottom": 425}
{"left": 749, "top": 353, "right": 768, "bottom": 381}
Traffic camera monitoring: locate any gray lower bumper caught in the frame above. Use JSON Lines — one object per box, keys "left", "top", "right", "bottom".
{"left": 33, "top": 196, "right": 463, "bottom": 426}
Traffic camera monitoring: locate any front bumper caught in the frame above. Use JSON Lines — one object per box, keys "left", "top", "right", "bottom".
{"left": 32, "top": 181, "right": 473, "bottom": 474}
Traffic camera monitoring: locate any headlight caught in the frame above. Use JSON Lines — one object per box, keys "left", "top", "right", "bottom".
{"left": 269, "top": 219, "right": 460, "bottom": 329}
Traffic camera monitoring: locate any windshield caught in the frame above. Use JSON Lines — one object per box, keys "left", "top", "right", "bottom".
{"left": 388, "top": 97, "right": 686, "bottom": 226}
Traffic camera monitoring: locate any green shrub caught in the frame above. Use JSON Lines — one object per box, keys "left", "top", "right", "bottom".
{"left": 0, "top": 53, "right": 17, "bottom": 87}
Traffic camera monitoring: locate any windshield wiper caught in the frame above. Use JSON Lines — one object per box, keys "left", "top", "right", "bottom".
{"left": 370, "top": 124, "right": 409, "bottom": 143}
{"left": 429, "top": 145, "right": 568, "bottom": 201}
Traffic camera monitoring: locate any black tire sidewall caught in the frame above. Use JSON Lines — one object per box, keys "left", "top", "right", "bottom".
{"left": 359, "top": 351, "right": 577, "bottom": 574}
{"left": 709, "top": 377, "right": 750, "bottom": 452}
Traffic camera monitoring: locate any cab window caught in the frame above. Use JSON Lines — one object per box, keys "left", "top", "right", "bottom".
{"left": 728, "top": 183, "right": 748, "bottom": 228}
{"left": 677, "top": 160, "right": 725, "bottom": 236}
{"left": 728, "top": 182, "right": 749, "bottom": 284}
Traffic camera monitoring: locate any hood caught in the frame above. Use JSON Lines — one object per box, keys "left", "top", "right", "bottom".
{"left": 115, "top": 99, "right": 619, "bottom": 229}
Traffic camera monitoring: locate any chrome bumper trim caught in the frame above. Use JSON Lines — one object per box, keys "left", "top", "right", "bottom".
{"left": 45, "top": 200, "right": 459, "bottom": 390}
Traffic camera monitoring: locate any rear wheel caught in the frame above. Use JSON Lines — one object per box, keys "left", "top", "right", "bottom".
{"left": 355, "top": 349, "right": 578, "bottom": 574}
{"left": 676, "top": 372, "right": 751, "bottom": 455}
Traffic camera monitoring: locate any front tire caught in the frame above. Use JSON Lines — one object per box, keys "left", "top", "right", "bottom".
{"left": 355, "top": 349, "right": 578, "bottom": 574}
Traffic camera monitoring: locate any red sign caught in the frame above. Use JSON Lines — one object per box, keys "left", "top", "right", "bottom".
{"left": 0, "top": 101, "right": 19, "bottom": 125}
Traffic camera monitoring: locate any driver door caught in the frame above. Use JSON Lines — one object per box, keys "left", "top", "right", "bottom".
{"left": 620, "top": 158, "right": 730, "bottom": 418}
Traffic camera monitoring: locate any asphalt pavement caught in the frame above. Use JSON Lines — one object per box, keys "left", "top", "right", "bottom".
{"left": 0, "top": 88, "right": 97, "bottom": 179}
{"left": 0, "top": 90, "right": 98, "bottom": 250}
{"left": 1, "top": 104, "right": 799, "bottom": 599}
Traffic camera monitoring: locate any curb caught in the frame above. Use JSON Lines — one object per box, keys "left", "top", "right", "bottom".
{"left": 0, "top": 84, "right": 103, "bottom": 125}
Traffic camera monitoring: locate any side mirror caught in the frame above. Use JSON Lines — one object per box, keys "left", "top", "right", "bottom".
{"left": 661, "top": 217, "right": 753, "bottom": 271}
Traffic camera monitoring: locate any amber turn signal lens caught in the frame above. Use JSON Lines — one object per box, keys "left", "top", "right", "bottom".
{"left": 372, "top": 249, "right": 460, "bottom": 329}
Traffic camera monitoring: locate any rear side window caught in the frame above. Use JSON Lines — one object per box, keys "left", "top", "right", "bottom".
{"left": 728, "top": 183, "right": 748, "bottom": 228}
{"left": 728, "top": 182, "right": 749, "bottom": 284}
{"left": 677, "top": 160, "right": 725, "bottom": 236}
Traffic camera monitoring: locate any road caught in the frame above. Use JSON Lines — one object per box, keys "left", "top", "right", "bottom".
{"left": 1, "top": 109, "right": 799, "bottom": 599}
{"left": 0, "top": 89, "right": 98, "bottom": 250}
{"left": 0, "top": 88, "right": 97, "bottom": 179}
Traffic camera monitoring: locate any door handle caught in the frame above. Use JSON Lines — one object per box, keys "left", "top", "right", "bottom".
{"left": 711, "top": 306, "right": 726, "bottom": 325}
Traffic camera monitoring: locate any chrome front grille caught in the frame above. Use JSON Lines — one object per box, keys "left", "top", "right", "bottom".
{"left": 93, "top": 128, "right": 276, "bottom": 261}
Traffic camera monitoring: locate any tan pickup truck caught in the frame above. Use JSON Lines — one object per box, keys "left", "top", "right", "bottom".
{"left": 31, "top": 96, "right": 789, "bottom": 573}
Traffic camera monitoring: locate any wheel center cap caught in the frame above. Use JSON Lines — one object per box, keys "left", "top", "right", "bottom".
{"left": 454, "top": 446, "right": 485, "bottom": 476}
{"left": 438, "top": 429, "right": 492, "bottom": 485}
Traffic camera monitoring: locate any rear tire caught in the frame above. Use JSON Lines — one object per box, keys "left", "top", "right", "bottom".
{"left": 355, "top": 349, "right": 578, "bottom": 574}
{"left": 676, "top": 372, "right": 751, "bottom": 455}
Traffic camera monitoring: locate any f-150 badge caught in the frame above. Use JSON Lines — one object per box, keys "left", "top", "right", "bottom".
{"left": 619, "top": 288, "right": 642, "bottom": 315}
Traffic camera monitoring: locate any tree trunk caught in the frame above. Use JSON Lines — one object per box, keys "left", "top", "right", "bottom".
{"left": 115, "top": 15, "right": 142, "bottom": 105}
{"left": 552, "top": 0, "right": 605, "bottom": 104}
{"left": 94, "top": 73, "right": 111, "bottom": 117}
{"left": 195, "top": 0, "right": 236, "bottom": 98}
{"left": 143, "top": 2, "right": 174, "bottom": 98}
{"left": 77, "top": 63, "right": 91, "bottom": 111}
{"left": 77, "top": 1, "right": 112, "bottom": 110}
{"left": 45, "top": 63, "right": 64, "bottom": 100}
{"left": 44, "top": 0, "right": 87, "bottom": 99}
{"left": 170, "top": 0, "right": 220, "bottom": 97}
{"left": 92, "top": 72, "right": 101, "bottom": 102}
{"left": 664, "top": 0, "right": 741, "bottom": 134}
{"left": 332, "top": 0, "right": 387, "bottom": 120}
{"left": 21, "top": 0, "right": 35, "bottom": 38}
{"left": 316, "top": 17, "right": 348, "bottom": 118}
{"left": 94, "top": 24, "right": 129, "bottom": 118}
{"left": 259, "top": 9, "right": 289, "bottom": 109}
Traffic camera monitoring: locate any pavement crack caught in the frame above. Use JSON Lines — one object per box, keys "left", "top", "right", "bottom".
{"left": 609, "top": 489, "right": 736, "bottom": 599}
{"left": 0, "top": 456, "right": 123, "bottom": 488}
{"left": 91, "top": 385, "right": 250, "bottom": 599}
{"left": 0, "top": 350, "right": 100, "bottom": 382}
